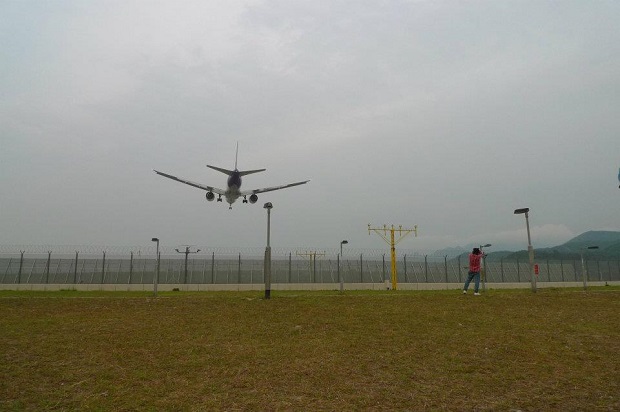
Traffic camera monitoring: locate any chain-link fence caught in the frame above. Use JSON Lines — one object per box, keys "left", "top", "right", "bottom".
{"left": 2, "top": 249, "right": 619, "bottom": 286}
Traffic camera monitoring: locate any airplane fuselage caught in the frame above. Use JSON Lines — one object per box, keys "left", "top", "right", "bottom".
{"left": 224, "top": 171, "right": 243, "bottom": 206}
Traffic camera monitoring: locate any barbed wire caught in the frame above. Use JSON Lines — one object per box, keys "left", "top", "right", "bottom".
{"left": 0, "top": 244, "right": 452, "bottom": 258}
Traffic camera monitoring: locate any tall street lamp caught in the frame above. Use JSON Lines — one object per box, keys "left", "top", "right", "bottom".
{"left": 340, "top": 240, "right": 348, "bottom": 257}
{"left": 263, "top": 202, "right": 273, "bottom": 300}
{"left": 514, "top": 208, "right": 536, "bottom": 293}
{"left": 339, "top": 240, "right": 348, "bottom": 293}
{"left": 580, "top": 246, "right": 599, "bottom": 290}
{"left": 480, "top": 243, "right": 491, "bottom": 292}
{"left": 151, "top": 238, "right": 160, "bottom": 297}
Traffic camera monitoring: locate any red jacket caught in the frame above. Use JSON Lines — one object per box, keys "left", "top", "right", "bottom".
{"left": 469, "top": 253, "right": 485, "bottom": 272}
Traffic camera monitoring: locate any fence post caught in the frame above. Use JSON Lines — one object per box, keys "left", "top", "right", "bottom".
{"left": 238, "top": 253, "right": 241, "bottom": 284}
{"left": 314, "top": 254, "right": 318, "bottom": 283}
{"left": 211, "top": 252, "right": 215, "bottom": 284}
{"left": 337, "top": 254, "right": 340, "bottom": 290}
{"left": 18, "top": 251, "right": 24, "bottom": 284}
{"left": 382, "top": 254, "right": 386, "bottom": 283}
{"left": 424, "top": 255, "right": 428, "bottom": 283}
{"left": 91, "top": 258, "right": 97, "bottom": 284}
{"left": 201, "top": 257, "right": 206, "bottom": 284}
{"left": 46, "top": 251, "right": 51, "bottom": 284}
{"left": 516, "top": 258, "right": 520, "bottom": 282}
{"left": 560, "top": 257, "right": 564, "bottom": 282}
{"left": 288, "top": 252, "right": 292, "bottom": 283}
{"left": 129, "top": 252, "right": 133, "bottom": 284}
{"left": 458, "top": 255, "right": 462, "bottom": 283}
{"left": 360, "top": 254, "right": 363, "bottom": 283}
{"left": 404, "top": 254, "right": 407, "bottom": 283}
{"left": 547, "top": 259, "right": 551, "bottom": 282}
{"left": 445, "top": 255, "right": 448, "bottom": 284}
{"left": 74, "top": 251, "right": 79, "bottom": 284}
{"left": 102, "top": 251, "right": 106, "bottom": 284}
{"left": 500, "top": 258, "right": 504, "bottom": 283}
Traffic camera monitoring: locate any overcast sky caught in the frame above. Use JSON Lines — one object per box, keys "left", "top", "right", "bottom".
{"left": 1, "top": 0, "right": 619, "bottom": 255}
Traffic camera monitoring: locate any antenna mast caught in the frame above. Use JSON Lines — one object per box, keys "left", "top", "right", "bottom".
{"left": 175, "top": 246, "right": 201, "bottom": 284}
{"left": 296, "top": 250, "right": 326, "bottom": 283}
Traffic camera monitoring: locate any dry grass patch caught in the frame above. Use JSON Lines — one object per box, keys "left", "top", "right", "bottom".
{"left": 1, "top": 288, "right": 619, "bottom": 410}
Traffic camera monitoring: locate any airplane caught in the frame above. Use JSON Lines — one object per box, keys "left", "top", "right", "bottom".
{"left": 153, "top": 145, "right": 310, "bottom": 209}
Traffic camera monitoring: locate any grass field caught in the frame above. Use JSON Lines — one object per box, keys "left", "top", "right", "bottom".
{"left": 1, "top": 288, "right": 619, "bottom": 411}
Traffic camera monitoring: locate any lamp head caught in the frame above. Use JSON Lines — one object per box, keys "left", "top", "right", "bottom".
{"left": 263, "top": 202, "right": 273, "bottom": 209}
{"left": 341, "top": 240, "right": 348, "bottom": 245}
{"left": 151, "top": 238, "right": 159, "bottom": 242}
{"left": 514, "top": 208, "right": 530, "bottom": 215}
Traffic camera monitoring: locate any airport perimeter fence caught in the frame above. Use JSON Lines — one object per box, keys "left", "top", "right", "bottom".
{"left": 1, "top": 247, "right": 619, "bottom": 286}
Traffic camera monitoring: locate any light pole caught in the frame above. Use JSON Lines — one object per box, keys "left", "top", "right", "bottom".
{"left": 480, "top": 243, "right": 491, "bottom": 292}
{"left": 580, "top": 246, "right": 599, "bottom": 290}
{"left": 514, "top": 208, "right": 536, "bottom": 293}
{"left": 263, "top": 202, "right": 273, "bottom": 299}
{"left": 151, "top": 238, "right": 160, "bottom": 297}
{"left": 339, "top": 240, "right": 348, "bottom": 293}
{"left": 175, "top": 246, "right": 201, "bottom": 284}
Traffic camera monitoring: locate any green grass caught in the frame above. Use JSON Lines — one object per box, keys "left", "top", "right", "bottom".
{"left": 1, "top": 288, "right": 619, "bottom": 410}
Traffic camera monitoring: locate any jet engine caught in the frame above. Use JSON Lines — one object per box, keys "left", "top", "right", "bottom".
{"left": 206, "top": 191, "right": 215, "bottom": 201}
{"left": 249, "top": 194, "right": 258, "bottom": 204}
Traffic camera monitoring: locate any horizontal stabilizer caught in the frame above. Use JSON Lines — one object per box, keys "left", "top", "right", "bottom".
{"left": 238, "top": 168, "right": 266, "bottom": 176}
{"left": 207, "top": 165, "right": 234, "bottom": 176}
{"left": 207, "top": 165, "right": 266, "bottom": 176}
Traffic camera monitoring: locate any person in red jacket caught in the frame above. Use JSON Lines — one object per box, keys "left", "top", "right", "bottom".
{"left": 463, "top": 247, "right": 485, "bottom": 295}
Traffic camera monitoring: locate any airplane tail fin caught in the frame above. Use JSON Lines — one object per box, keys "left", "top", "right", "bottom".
{"left": 235, "top": 142, "right": 239, "bottom": 170}
{"left": 206, "top": 142, "right": 266, "bottom": 176}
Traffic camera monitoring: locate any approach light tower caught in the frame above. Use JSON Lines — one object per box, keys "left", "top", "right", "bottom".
{"left": 296, "top": 251, "right": 326, "bottom": 283}
{"left": 368, "top": 224, "right": 418, "bottom": 290}
{"left": 175, "top": 246, "right": 201, "bottom": 284}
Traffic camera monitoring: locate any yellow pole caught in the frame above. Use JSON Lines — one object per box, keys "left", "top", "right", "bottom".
{"left": 390, "top": 228, "right": 397, "bottom": 290}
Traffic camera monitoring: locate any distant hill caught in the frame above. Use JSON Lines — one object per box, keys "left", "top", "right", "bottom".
{"left": 501, "top": 231, "right": 620, "bottom": 260}
{"left": 433, "top": 246, "right": 468, "bottom": 257}
{"left": 441, "top": 231, "right": 620, "bottom": 262}
{"left": 448, "top": 250, "right": 513, "bottom": 263}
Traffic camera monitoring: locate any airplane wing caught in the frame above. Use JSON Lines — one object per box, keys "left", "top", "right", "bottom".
{"left": 240, "top": 180, "right": 310, "bottom": 195}
{"left": 153, "top": 170, "right": 226, "bottom": 195}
